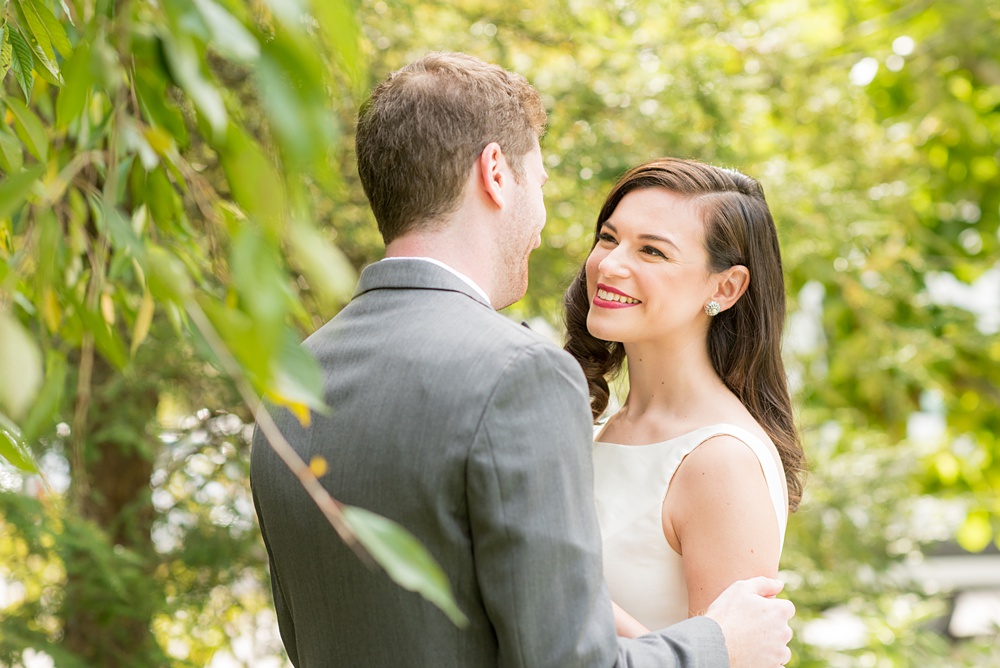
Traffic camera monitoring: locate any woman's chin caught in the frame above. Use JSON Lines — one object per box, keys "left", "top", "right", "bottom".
{"left": 586, "top": 318, "right": 620, "bottom": 343}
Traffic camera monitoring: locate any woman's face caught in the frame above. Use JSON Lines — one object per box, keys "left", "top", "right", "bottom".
{"left": 585, "top": 188, "right": 716, "bottom": 346}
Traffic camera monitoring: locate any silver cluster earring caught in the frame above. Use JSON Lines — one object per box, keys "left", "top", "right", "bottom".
{"left": 704, "top": 300, "right": 721, "bottom": 317}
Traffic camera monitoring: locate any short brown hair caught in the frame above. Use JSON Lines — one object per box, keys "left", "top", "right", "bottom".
{"left": 564, "top": 158, "right": 806, "bottom": 511}
{"left": 355, "top": 52, "right": 547, "bottom": 244}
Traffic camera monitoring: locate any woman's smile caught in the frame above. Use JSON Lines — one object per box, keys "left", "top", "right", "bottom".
{"left": 594, "top": 283, "right": 642, "bottom": 308}
{"left": 585, "top": 189, "right": 714, "bottom": 344}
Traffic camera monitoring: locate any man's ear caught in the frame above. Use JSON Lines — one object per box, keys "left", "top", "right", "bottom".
{"left": 711, "top": 265, "right": 750, "bottom": 312}
{"left": 478, "top": 142, "right": 506, "bottom": 209}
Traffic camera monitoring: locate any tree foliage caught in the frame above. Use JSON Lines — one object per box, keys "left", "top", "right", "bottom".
{"left": 353, "top": 0, "right": 1000, "bottom": 664}
{"left": 0, "top": 0, "right": 462, "bottom": 665}
{"left": 1, "top": 0, "right": 998, "bottom": 665}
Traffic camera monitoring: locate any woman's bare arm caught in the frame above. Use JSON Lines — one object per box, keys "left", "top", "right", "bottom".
{"left": 612, "top": 600, "right": 650, "bottom": 638}
{"left": 663, "top": 435, "right": 783, "bottom": 616}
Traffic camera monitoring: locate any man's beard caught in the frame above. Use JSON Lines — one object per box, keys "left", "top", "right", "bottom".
{"left": 493, "top": 254, "right": 529, "bottom": 310}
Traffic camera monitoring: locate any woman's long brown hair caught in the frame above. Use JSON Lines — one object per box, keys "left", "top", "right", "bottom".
{"left": 564, "top": 158, "right": 805, "bottom": 511}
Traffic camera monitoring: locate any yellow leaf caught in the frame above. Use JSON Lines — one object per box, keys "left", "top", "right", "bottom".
{"left": 143, "top": 126, "right": 174, "bottom": 155}
{"left": 287, "top": 401, "right": 311, "bottom": 427}
{"left": 132, "top": 203, "right": 149, "bottom": 236}
{"left": 100, "top": 293, "right": 115, "bottom": 325}
{"left": 41, "top": 287, "right": 60, "bottom": 332}
{"left": 309, "top": 455, "right": 328, "bottom": 478}
{"left": 264, "top": 389, "right": 312, "bottom": 428}
{"left": 131, "top": 290, "right": 154, "bottom": 356}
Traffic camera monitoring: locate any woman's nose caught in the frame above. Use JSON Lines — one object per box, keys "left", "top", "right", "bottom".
{"left": 599, "top": 248, "right": 629, "bottom": 278}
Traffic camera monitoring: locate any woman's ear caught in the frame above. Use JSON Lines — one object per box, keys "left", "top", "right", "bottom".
{"left": 712, "top": 265, "right": 750, "bottom": 311}
{"left": 478, "top": 142, "right": 506, "bottom": 209}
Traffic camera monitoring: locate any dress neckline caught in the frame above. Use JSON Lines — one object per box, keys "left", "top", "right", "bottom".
{"left": 594, "top": 422, "right": 766, "bottom": 449}
{"left": 595, "top": 420, "right": 790, "bottom": 527}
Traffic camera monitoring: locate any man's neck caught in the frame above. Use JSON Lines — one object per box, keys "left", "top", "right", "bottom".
{"left": 383, "top": 256, "right": 492, "bottom": 306}
{"left": 386, "top": 231, "right": 494, "bottom": 300}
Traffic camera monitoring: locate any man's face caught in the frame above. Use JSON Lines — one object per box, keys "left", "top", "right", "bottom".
{"left": 494, "top": 141, "right": 548, "bottom": 309}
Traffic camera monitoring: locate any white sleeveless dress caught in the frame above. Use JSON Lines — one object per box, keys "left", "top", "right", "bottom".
{"left": 593, "top": 423, "right": 788, "bottom": 630}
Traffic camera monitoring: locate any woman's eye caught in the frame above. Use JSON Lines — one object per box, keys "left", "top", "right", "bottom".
{"left": 597, "top": 232, "right": 617, "bottom": 244}
{"left": 642, "top": 246, "right": 666, "bottom": 258}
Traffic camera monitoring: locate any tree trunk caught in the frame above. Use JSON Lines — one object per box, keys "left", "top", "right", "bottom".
{"left": 62, "top": 351, "right": 163, "bottom": 667}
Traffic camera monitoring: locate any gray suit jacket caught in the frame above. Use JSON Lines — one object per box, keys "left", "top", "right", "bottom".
{"left": 251, "top": 259, "right": 727, "bottom": 667}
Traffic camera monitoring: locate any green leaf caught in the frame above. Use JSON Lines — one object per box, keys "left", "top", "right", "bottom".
{"left": 191, "top": 0, "right": 259, "bottom": 63}
{"left": 4, "top": 96, "right": 48, "bottom": 162}
{"left": 255, "top": 42, "right": 313, "bottom": 163}
{"left": 67, "top": 294, "right": 128, "bottom": 369}
{"left": 8, "top": 27, "right": 35, "bottom": 101}
{"left": 311, "top": 0, "right": 366, "bottom": 95}
{"left": 134, "top": 74, "right": 189, "bottom": 146}
{"left": 90, "top": 29, "right": 123, "bottom": 95}
{"left": 7, "top": 14, "right": 60, "bottom": 87}
{"left": 142, "top": 166, "right": 184, "bottom": 231}
{"left": 0, "top": 164, "right": 44, "bottom": 219}
{"left": 231, "top": 226, "right": 289, "bottom": 322}
{"left": 132, "top": 40, "right": 190, "bottom": 144}
{"left": 287, "top": 220, "right": 356, "bottom": 308}
{"left": 26, "top": 36, "right": 62, "bottom": 85}
{"left": 341, "top": 505, "right": 469, "bottom": 627}
{"left": 35, "top": 206, "right": 60, "bottom": 286}
{"left": 256, "top": 31, "right": 338, "bottom": 175}
{"left": 262, "top": 0, "right": 307, "bottom": 25}
{"left": 145, "top": 245, "right": 193, "bottom": 304}
{"left": 55, "top": 40, "right": 91, "bottom": 129}
{"left": 0, "top": 125, "right": 24, "bottom": 173}
{"left": 195, "top": 296, "right": 271, "bottom": 384}
{"left": 13, "top": 0, "right": 54, "bottom": 61}
{"left": 92, "top": 199, "right": 144, "bottom": 258}
{"left": 218, "top": 126, "right": 285, "bottom": 232}
{"left": 264, "top": 330, "right": 327, "bottom": 415}
{"left": 23, "top": 0, "right": 71, "bottom": 57}
{"left": 0, "top": 310, "right": 44, "bottom": 421}
{"left": 9, "top": 1, "right": 66, "bottom": 87}
{"left": 160, "top": 31, "right": 227, "bottom": 137}
{"left": 21, "top": 348, "right": 66, "bottom": 442}
{"left": 0, "top": 25, "right": 13, "bottom": 80}
{"left": 0, "top": 410, "right": 37, "bottom": 472}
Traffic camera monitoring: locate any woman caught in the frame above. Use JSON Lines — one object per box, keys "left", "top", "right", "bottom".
{"left": 564, "top": 158, "right": 805, "bottom": 635}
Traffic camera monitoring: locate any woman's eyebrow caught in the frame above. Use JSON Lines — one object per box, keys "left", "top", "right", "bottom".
{"left": 638, "top": 233, "right": 680, "bottom": 252}
{"left": 602, "top": 222, "right": 680, "bottom": 252}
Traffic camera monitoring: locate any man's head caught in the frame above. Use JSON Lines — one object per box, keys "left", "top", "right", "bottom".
{"left": 355, "top": 52, "right": 547, "bottom": 245}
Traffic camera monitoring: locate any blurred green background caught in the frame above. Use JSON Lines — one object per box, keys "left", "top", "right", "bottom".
{"left": 0, "top": 0, "right": 998, "bottom": 666}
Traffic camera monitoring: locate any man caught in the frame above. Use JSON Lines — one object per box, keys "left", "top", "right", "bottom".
{"left": 251, "top": 52, "right": 794, "bottom": 667}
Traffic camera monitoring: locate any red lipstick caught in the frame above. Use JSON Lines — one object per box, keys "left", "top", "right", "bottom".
{"left": 593, "top": 283, "right": 641, "bottom": 309}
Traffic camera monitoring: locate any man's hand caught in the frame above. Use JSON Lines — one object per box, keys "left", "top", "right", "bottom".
{"left": 704, "top": 577, "right": 794, "bottom": 668}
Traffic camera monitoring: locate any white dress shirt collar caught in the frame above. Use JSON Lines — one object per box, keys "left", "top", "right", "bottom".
{"left": 381, "top": 256, "right": 492, "bottom": 307}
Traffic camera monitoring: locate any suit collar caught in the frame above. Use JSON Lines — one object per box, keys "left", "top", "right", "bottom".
{"left": 353, "top": 258, "right": 493, "bottom": 309}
